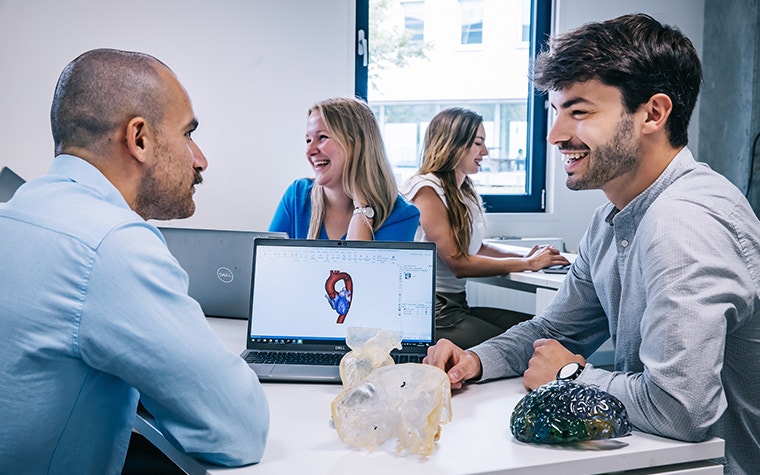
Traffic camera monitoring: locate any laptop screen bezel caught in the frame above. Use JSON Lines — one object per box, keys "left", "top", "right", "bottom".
{"left": 246, "top": 238, "right": 437, "bottom": 353}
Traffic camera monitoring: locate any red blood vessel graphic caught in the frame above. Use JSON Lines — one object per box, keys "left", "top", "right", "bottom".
{"left": 324, "top": 270, "right": 353, "bottom": 323}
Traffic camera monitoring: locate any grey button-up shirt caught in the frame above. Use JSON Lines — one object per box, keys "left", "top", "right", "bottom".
{"left": 471, "top": 148, "right": 760, "bottom": 475}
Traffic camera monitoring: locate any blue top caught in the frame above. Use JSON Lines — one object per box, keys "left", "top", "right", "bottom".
{"left": 471, "top": 148, "right": 760, "bottom": 474}
{"left": 269, "top": 177, "right": 420, "bottom": 240}
{"left": 0, "top": 155, "right": 269, "bottom": 474}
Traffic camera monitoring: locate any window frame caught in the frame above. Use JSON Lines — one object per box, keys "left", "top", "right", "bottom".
{"left": 355, "top": 0, "right": 553, "bottom": 213}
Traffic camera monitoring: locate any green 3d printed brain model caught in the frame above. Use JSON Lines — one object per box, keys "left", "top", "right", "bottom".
{"left": 510, "top": 379, "right": 632, "bottom": 444}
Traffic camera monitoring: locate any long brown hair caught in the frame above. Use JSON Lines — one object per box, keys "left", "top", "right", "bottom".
{"left": 417, "top": 107, "right": 484, "bottom": 257}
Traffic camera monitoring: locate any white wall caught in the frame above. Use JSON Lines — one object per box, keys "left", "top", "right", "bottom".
{"left": 0, "top": 0, "right": 703, "bottom": 250}
{"left": 0, "top": 0, "right": 355, "bottom": 231}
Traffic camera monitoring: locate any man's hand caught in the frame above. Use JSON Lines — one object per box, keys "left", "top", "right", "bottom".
{"left": 423, "top": 338, "right": 482, "bottom": 390}
{"left": 523, "top": 338, "right": 585, "bottom": 390}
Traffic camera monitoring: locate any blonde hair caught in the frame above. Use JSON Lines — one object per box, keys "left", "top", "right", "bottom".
{"left": 418, "top": 107, "right": 484, "bottom": 257}
{"left": 307, "top": 97, "right": 398, "bottom": 239}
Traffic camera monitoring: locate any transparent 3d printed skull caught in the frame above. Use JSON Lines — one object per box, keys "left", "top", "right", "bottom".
{"left": 331, "top": 363, "right": 452, "bottom": 456}
{"left": 331, "top": 327, "right": 452, "bottom": 456}
{"left": 339, "top": 327, "right": 402, "bottom": 388}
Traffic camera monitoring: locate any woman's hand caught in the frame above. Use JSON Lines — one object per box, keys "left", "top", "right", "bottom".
{"left": 523, "top": 245, "right": 569, "bottom": 271}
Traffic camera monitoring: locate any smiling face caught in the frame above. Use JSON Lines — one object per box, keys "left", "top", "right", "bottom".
{"left": 455, "top": 123, "right": 488, "bottom": 178}
{"left": 305, "top": 110, "right": 346, "bottom": 191}
{"left": 548, "top": 80, "right": 640, "bottom": 193}
{"left": 134, "top": 68, "right": 207, "bottom": 220}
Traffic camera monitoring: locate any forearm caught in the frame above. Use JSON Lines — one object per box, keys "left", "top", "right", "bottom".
{"left": 577, "top": 364, "right": 722, "bottom": 442}
{"left": 144, "top": 355, "right": 270, "bottom": 466}
{"left": 478, "top": 241, "right": 527, "bottom": 258}
{"left": 445, "top": 253, "right": 531, "bottom": 278}
{"left": 469, "top": 318, "right": 546, "bottom": 380}
{"left": 446, "top": 243, "right": 567, "bottom": 277}
{"left": 346, "top": 213, "right": 374, "bottom": 240}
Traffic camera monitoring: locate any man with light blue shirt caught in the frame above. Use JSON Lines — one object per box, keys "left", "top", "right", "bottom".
{"left": 424, "top": 14, "right": 759, "bottom": 475}
{"left": 0, "top": 49, "right": 268, "bottom": 474}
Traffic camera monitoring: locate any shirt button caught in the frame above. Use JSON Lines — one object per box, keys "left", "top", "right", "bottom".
{"left": 621, "top": 239, "right": 629, "bottom": 247}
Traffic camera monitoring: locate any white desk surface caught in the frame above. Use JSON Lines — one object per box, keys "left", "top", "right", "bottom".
{"left": 474, "top": 269, "right": 567, "bottom": 291}
{"left": 135, "top": 318, "right": 723, "bottom": 475}
{"left": 474, "top": 242, "right": 575, "bottom": 291}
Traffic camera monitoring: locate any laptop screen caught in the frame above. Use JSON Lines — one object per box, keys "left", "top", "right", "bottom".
{"left": 159, "top": 227, "right": 287, "bottom": 319}
{"left": 0, "top": 167, "right": 25, "bottom": 203}
{"left": 248, "top": 239, "right": 436, "bottom": 347}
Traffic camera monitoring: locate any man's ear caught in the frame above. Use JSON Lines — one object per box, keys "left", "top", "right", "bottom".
{"left": 125, "top": 117, "right": 152, "bottom": 164}
{"left": 641, "top": 93, "right": 673, "bottom": 136}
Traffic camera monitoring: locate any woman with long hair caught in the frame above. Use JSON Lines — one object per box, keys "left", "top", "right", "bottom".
{"left": 270, "top": 97, "right": 419, "bottom": 240}
{"left": 401, "top": 107, "right": 568, "bottom": 348}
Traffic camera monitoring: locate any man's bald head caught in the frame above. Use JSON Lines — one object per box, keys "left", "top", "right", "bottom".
{"left": 50, "top": 49, "right": 171, "bottom": 155}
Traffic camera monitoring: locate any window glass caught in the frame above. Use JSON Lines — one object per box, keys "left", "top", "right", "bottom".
{"left": 402, "top": 1, "right": 425, "bottom": 43}
{"left": 358, "top": 0, "right": 551, "bottom": 212}
{"left": 460, "top": 0, "right": 484, "bottom": 45}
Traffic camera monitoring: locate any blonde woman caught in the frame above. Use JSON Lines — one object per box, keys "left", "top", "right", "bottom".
{"left": 401, "top": 107, "right": 569, "bottom": 348}
{"left": 270, "top": 97, "right": 419, "bottom": 240}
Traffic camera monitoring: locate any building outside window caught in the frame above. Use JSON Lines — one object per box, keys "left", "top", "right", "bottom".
{"left": 402, "top": 1, "right": 425, "bottom": 43}
{"left": 357, "top": 0, "right": 551, "bottom": 212}
{"left": 460, "top": 0, "right": 484, "bottom": 45}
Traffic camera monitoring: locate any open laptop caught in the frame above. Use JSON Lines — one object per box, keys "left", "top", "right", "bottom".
{"left": 159, "top": 227, "right": 287, "bottom": 319}
{"left": 0, "top": 166, "right": 25, "bottom": 203}
{"left": 241, "top": 238, "right": 437, "bottom": 383}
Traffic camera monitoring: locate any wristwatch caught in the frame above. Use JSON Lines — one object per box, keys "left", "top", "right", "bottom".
{"left": 556, "top": 362, "right": 585, "bottom": 381}
{"left": 353, "top": 206, "right": 375, "bottom": 219}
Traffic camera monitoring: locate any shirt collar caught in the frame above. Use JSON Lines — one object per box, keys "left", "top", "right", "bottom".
{"left": 608, "top": 147, "right": 696, "bottom": 226}
{"left": 48, "top": 154, "right": 132, "bottom": 212}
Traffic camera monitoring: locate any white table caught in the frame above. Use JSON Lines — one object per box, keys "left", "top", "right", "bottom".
{"left": 134, "top": 318, "right": 724, "bottom": 475}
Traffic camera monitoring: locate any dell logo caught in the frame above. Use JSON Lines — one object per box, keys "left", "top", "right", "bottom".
{"left": 216, "top": 267, "right": 234, "bottom": 283}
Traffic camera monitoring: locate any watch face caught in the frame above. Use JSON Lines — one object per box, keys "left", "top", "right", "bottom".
{"left": 557, "top": 362, "right": 582, "bottom": 380}
{"left": 355, "top": 207, "right": 374, "bottom": 218}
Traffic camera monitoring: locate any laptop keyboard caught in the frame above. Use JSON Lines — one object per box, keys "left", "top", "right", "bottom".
{"left": 244, "top": 351, "right": 424, "bottom": 365}
{"left": 394, "top": 354, "right": 424, "bottom": 364}
{"left": 245, "top": 351, "right": 343, "bottom": 365}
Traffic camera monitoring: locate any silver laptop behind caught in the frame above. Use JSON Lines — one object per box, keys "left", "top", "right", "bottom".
{"left": 160, "top": 227, "right": 286, "bottom": 319}
{"left": 241, "top": 238, "right": 437, "bottom": 383}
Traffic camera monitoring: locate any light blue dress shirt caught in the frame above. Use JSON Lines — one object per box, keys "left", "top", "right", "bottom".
{"left": 471, "top": 148, "right": 760, "bottom": 475}
{"left": 0, "top": 155, "right": 269, "bottom": 474}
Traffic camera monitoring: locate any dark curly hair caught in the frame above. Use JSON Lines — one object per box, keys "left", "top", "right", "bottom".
{"left": 533, "top": 13, "right": 702, "bottom": 148}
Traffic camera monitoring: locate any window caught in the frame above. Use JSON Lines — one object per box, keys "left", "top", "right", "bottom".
{"left": 520, "top": 0, "right": 531, "bottom": 42}
{"left": 356, "top": 0, "right": 552, "bottom": 213}
{"left": 460, "top": 0, "right": 483, "bottom": 45}
{"left": 402, "top": 1, "right": 424, "bottom": 43}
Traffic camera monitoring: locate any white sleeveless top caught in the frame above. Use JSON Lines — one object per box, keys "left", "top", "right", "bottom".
{"left": 400, "top": 174, "right": 486, "bottom": 293}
